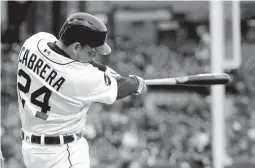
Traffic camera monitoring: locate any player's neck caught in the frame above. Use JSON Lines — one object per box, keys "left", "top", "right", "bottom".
{"left": 55, "top": 41, "right": 75, "bottom": 60}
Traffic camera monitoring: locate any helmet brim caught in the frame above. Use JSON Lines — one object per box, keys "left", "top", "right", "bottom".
{"left": 93, "top": 42, "right": 111, "bottom": 56}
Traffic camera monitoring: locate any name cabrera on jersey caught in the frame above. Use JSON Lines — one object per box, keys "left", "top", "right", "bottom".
{"left": 18, "top": 46, "right": 65, "bottom": 91}
{"left": 17, "top": 32, "right": 118, "bottom": 135}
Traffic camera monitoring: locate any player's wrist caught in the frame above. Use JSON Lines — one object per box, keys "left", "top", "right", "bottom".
{"left": 129, "top": 75, "right": 147, "bottom": 95}
{"left": 129, "top": 75, "right": 139, "bottom": 90}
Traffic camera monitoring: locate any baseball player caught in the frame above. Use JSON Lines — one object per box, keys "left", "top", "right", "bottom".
{"left": 17, "top": 12, "right": 146, "bottom": 168}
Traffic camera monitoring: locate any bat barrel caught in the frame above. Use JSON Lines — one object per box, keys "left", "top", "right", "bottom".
{"left": 176, "top": 73, "right": 231, "bottom": 85}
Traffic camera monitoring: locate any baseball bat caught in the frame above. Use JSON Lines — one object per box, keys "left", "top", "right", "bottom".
{"left": 145, "top": 73, "right": 231, "bottom": 86}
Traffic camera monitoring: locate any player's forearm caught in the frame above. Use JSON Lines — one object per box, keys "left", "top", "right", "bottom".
{"left": 116, "top": 77, "right": 139, "bottom": 99}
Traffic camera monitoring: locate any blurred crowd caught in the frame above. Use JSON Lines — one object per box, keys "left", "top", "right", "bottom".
{"left": 2, "top": 31, "right": 255, "bottom": 168}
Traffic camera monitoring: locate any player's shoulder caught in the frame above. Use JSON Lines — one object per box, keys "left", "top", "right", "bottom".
{"left": 34, "top": 32, "right": 57, "bottom": 40}
{"left": 73, "top": 63, "right": 115, "bottom": 90}
{"left": 75, "top": 63, "right": 102, "bottom": 75}
{"left": 25, "top": 32, "right": 57, "bottom": 44}
{"left": 73, "top": 63, "right": 106, "bottom": 81}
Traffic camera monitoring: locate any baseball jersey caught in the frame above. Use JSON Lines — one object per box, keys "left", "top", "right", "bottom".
{"left": 17, "top": 32, "right": 118, "bottom": 135}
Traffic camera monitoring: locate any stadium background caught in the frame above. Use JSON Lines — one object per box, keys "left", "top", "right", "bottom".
{"left": 1, "top": 1, "right": 255, "bottom": 168}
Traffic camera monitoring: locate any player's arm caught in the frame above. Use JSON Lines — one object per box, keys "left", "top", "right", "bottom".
{"left": 116, "top": 76, "right": 138, "bottom": 99}
{"left": 74, "top": 66, "right": 143, "bottom": 105}
{"left": 88, "top": 61, "right": 146, "bottom": 99}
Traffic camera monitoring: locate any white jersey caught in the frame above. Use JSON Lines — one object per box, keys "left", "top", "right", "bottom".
{"left": 17, "top": 32, "right": 117, "bottom": 135}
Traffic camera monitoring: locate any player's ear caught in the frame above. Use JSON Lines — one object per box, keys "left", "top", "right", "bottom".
{"left": 72, "top": 42, "right": 81, "bottom": 54}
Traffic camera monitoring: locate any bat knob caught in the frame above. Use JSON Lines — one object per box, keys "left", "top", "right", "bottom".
{"left": 227, "top": 75, "right": 233, "bottom": 84}
{"left": 222, "top": 74, "right": 232, "bottom": 84}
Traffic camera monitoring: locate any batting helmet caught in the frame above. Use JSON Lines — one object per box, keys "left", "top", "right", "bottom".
{"left": 59, "top": 12, "right": 111, "bottom": 55}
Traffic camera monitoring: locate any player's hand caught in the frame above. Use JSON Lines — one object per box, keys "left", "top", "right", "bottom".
{"left": 106, "top": 66, "right": 122, "bottom": 80}
{"left": 129, "top": 75, "right": 147, "bottom": 95}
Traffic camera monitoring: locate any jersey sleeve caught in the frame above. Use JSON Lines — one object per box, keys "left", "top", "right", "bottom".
{"left": 73, "top": 66, "right": 118, "bottom": 105}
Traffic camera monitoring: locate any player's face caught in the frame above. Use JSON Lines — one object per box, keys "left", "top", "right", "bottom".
{"left": 79, "top": 45, "right": 97, "bottom": 62}
{"left": 73, "top": 43, "right": 96, "bottom": 62}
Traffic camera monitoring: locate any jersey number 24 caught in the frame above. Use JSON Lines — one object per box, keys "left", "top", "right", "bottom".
{"left": 18, "top": 69, "right": 51, "bottom": 120}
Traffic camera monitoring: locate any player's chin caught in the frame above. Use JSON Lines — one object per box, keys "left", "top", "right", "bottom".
{"left": 88, "top": 54, "right": 97, "bottom": 61}
{"left": 87, "top": 56, "right": 95, "bottom": 62}
{"left": 79, "top": 57, "right": 93, "bottom": 64}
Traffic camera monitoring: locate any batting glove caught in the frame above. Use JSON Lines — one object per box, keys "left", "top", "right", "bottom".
{"left": 129, "top": 75, "right": 147, "bottom": 95}
{"left": 105, "top": 66, "right": 122, "bottom": 80}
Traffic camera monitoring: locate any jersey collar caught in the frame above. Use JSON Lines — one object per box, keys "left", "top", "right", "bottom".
{"left": 47, "top": 42, "right": 71, "bottom": 59}
{"left": 37, "top": 39, "right": 75, "bottom": 65}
